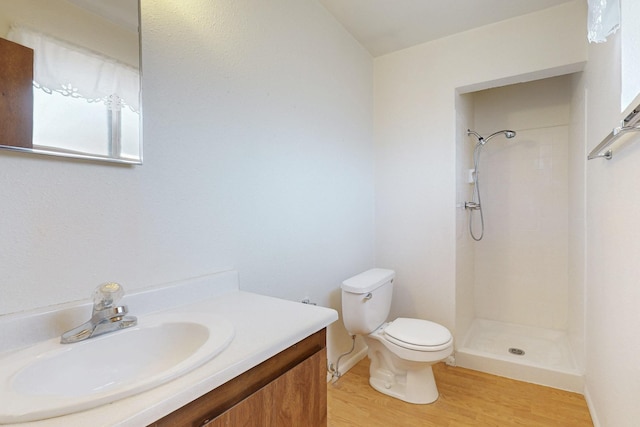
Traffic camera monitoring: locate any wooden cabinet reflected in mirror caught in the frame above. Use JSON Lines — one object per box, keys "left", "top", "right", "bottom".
{"left": 0, "top": 0, "right": 142, "bottom": 164}
{"left": 0, "top": 37, "right": 33, "bottom": 149}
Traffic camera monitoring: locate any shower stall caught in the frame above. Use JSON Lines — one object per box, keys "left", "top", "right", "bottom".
{"left": 454, "top": 74, "right": 586, "bottom": 392}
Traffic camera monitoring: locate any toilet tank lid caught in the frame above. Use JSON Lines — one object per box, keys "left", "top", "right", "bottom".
{"left": 341, "top": 268, "right": 395, "bottom": 293}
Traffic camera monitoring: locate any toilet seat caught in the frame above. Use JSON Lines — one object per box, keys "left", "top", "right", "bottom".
{"left": 384, "top": 318, "right": 452, "bottom": 352}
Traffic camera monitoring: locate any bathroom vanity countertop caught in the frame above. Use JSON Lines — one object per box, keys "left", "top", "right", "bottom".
{"left": 0, "top": 271, "right": 338, "bottom": 426}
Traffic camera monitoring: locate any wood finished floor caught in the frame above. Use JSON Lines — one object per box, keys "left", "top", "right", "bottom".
{"left": 327, "top": 359, "right": 593, "bottom": 427}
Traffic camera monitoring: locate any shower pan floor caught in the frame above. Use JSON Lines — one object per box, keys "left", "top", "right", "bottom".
{"left": 455, "top": 318, "right": 583, "bottom": 392}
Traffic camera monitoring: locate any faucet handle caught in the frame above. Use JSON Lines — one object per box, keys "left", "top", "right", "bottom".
{"left": 92, "top": 282, "right": 125, "bottom": 311}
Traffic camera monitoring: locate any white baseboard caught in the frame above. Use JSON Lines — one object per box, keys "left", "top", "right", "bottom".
{"left": 583, "top": 385, "right": 601, "bottom": 427}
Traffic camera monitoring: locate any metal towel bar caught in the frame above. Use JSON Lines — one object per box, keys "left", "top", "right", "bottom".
{"left": 588, "top": 104, "right": 640, "bottom": 160}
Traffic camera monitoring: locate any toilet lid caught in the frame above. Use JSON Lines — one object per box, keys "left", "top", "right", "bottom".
{"left": 384, "top": 318, "right": 452, "bottom": 349}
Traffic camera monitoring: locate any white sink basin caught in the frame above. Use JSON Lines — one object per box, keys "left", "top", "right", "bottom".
{"left": 0, "top": 311, "right": 234, "bottom": 423}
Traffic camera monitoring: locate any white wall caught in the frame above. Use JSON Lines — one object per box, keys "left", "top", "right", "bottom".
{"left": 568, "top": 71, "right": 586, "bottom": 372}
{"left": 454, "top": 93, "right": 475, "bottom": 338}
{"left": 0, "top": 0, "right": 374, "bottom": 365}
{"left": 582, "top": 30, "right": 640, "bottom": 427}
{"left": 374, "top": 1, "right": 587, "bottom": 332}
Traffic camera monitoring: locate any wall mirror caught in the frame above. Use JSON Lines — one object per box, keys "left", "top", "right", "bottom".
{"left": 0, "top": 0, "right": 142, "bottom": 164}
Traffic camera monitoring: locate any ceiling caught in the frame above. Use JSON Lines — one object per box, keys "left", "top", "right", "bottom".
{"left": 318, "top": 0, "right": 576, "bottom": 57}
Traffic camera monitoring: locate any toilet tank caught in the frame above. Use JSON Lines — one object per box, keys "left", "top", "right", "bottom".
{"left": 341, "top": 268, "right": 395, "bottom": 335}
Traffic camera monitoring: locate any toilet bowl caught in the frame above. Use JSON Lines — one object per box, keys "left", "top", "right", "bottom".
{"left": 341, "top": 269, "right": 453, "bottom": 404}
{"left": 366, "top": 318, "right": 453, "bottom": 403}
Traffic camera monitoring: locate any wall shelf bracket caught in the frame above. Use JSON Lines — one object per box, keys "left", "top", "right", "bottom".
{"left": 588, "top": 105, "right": 640, "bottom": 160}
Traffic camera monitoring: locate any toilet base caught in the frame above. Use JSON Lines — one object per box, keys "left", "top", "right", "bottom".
{"left": 369, "top": 364, "right": 439, "bottom": 404}
{"left": 366, "top": 337, "right": 444, "bottom": 404}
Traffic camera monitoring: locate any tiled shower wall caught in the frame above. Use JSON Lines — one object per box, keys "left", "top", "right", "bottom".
{"left": 468, "top": 75, "right": 573, "bottom": 330}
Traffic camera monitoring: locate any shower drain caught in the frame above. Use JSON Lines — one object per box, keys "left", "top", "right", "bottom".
{"left": 508, "top": 347, "right": 525, "bottom": 356}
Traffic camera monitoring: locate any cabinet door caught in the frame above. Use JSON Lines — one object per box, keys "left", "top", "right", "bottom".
{"left": 270, "top": 348, "right": 326, "bottom": 426}
{"left": 205, "top": 349, "right": 326, "bottom": 427}
{"left": 202, "top": 381, "right": 272, "bottom": 427}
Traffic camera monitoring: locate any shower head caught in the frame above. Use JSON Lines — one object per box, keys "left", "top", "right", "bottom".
{"left": 467, "top": 129, "right": 516, "bottom": 145}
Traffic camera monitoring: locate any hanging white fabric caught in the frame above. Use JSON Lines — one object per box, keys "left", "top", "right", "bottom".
{"left": 587, "top": 0, "right": 621, "bottom": 43}
{"left": 7, "top": 26, "right": 139, "bottom": 112}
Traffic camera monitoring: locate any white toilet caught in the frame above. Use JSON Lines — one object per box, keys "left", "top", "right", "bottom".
{"left": 341, "top": 268, "right": 453, "bottom": 404}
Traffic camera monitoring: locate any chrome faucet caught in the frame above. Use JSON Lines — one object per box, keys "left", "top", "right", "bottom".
{"left": 61, "top": 282, "right": 137, "bottom": 344}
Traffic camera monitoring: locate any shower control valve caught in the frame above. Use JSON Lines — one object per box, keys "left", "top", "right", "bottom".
{"left": 464, "top": 201, "right": 481, "bottom": 210}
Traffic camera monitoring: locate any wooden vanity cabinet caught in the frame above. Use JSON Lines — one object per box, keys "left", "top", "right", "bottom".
{"left": 150, "top": 329, "right": 327, "bottom": 427}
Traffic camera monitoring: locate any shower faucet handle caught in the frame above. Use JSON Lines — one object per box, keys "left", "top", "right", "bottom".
{"left": 464, "top": 201, "right": 481, "bottom": 210}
